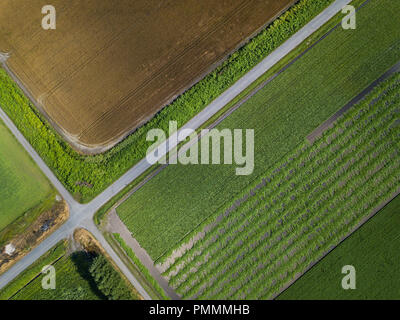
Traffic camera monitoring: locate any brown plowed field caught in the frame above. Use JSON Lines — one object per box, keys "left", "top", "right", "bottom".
{"left": 0, "top": 0, "right": 294, "bottom": 149}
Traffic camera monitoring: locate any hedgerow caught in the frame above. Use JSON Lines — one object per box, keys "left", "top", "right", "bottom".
{"left": 89, "top": 254, "right": 135, "bottom": 300}
{"left": 0, "top": 0, "right": 334, "bottom": 202}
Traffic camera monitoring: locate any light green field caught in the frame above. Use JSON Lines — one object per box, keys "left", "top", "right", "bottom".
{"left": 278, "top": 194, "right": 400, "bottom": 300}
{"left": 117, "top": 0, "right": 400, "bottom": 261}
{"left": 0, "top": 118, "right": 53, "bottom": 231}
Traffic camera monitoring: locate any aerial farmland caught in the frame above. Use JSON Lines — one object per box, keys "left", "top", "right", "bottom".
{"left": 0, "top": 0, "right": 399, "bottom": 308}
{"left": 0, "top": 0, "right": 294, "bottom": 150}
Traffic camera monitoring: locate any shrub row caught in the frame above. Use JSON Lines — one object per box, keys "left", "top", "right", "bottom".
{"left": 89, "top": 254, "right": 135, "bottom": 300}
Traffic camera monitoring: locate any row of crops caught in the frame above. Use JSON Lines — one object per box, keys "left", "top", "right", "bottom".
{"left": 117, "top": 0, "right": 400, "bottom": 260}
{"left": 161, "top": 74, "right": 400, "bottom": 299}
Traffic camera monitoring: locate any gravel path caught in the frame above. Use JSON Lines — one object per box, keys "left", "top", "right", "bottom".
{"left": 106, "top": 210, "right": 180, "bottom": 300}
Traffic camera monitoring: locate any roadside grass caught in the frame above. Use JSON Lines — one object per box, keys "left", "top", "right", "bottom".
{"left": 162, "top": 74, "right": 400, "bottom": 299}
{"left": 0, "top": 0, "right": 334, "bottom": 203}
{"left": 111, "top": 233, "right": 169, "bottom": 300}
{"left": 117, "top": 0, "right": 400, "bottom": 261}
{"left": 277, "top": 194, "right": 400, "bottom": 300}
{"left": 0, "top": 117, "right": 54, "bottom": 238}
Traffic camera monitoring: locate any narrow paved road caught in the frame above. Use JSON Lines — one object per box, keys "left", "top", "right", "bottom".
{"left": 0, "top": 0, "right": 351, "bottom": 297}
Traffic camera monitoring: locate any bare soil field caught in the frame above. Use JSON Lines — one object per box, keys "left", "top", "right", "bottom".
{"left": 0, "top": 0, "right": 294, "bottom": 150}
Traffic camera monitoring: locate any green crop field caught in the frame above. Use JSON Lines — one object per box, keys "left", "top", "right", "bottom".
{"left": 117, "top": 0, "right": 400, "bottom": 261}
{"left": 161, "top": 74, "right": 400, "bottom": 299}
{"left": 0, "top": 118, "right": 53, "bottom": 231}
{"left": 278, "top": 194, "right": 400, "bottom": 300}
{"left": 0, "top": 241, "right": 138, "bottom": 300}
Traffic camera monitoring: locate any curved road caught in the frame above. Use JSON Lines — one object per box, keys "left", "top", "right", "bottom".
{"left": 0, "top": 0, "right": 351, "bottom": 297}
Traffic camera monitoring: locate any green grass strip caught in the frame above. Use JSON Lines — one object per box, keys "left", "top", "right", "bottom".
{"left": 113, "top": 233, "right": 169, "bottom": 300}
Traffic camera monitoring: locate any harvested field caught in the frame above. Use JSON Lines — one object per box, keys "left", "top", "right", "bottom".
{"left": 0, "top": 0, "right": 294, "bottom": 149}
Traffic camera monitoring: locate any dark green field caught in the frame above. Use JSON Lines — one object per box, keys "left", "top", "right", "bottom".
{"left": 117, "top": 0, "right": 400, "bottom": 261}
{"left": 278, "top": 195, "right": 400, "bottom": 300}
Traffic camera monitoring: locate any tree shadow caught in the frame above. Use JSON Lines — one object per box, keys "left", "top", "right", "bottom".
{"left": 70, "top": 251, "right": 107, "bottom": 300}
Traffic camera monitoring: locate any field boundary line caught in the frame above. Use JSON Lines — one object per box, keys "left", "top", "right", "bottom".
{"left": 273, "top": 188, "right": 400, "bottom": 300}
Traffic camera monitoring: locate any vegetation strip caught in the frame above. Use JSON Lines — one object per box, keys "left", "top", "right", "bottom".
{"left": 113, "top": 234, "right": 170, "bottom": 300}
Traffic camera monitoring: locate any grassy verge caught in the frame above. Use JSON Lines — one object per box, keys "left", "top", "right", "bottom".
{"left": 0, "top": 0, "right": 334, "bottom": 203}
{"left": 278, "top": 194, "right": 400, "bottom": 300}
{"left": 117, "top": 0, "right": 400, "bottom": 261}
{"left": 102, "top": 233, "right": 165, "bottom": 300}
{"left": 113, "top": 234, "right": 169, "bottom": 300}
